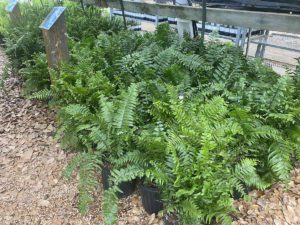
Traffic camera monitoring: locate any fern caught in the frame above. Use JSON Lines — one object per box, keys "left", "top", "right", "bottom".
{"left": 234, "top": 159, "right": 270, "bottom": 190}
{"left": 64, "top": 152, "right": 101, "bottom": 215}
{"left": 103, "top": 188, "right": 118, "bottom": 225}
{"left": 268, "top": 141, "right": 293, "bottom": 181}
{"left": 113, "top": 83, "right": 139, "bottom": 129}
{"left": 29, "top": 89, "right": 52, "bottom": 101}
{"left": 102, "top": 165, "right": 144, "bottom": 223}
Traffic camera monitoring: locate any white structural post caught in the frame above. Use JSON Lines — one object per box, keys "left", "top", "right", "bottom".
{"left": 176, "top": 0, "right": 194, "bottom": 38}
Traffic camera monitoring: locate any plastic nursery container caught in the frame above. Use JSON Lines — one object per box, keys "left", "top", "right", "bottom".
{"left": 163, "top": 214, "right": 180, "bottom": 225}
{"left": 101, "top": 164, "right": 135, "bottom": 198}
{"left": 232, "top": 183, "right": 252, "bottom": 200}
{"left": 140, "top": 184, "right": 164, "bottom": 214}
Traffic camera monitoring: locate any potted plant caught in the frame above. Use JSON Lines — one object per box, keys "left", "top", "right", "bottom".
{"left": 101, "top": 162, "right": 135, "bottom": 198}
{"left": 88, "top": 83, "right": 140, "bottom": 197}
{"left": 163, "top": 213, "right": 179, "bottom": 225}
{"left": 140, "top": 181, "right": 163, "bottom": 214}
{"left": 134, "top": 123, "right": 169, "bottom": 215}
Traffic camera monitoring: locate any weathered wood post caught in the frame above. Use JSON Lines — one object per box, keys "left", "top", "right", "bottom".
{"left": 5, "top": 0, "right": 21, "bottom": 23}
{"left": 39, "top": 7, "right": 69, "bottom": 68}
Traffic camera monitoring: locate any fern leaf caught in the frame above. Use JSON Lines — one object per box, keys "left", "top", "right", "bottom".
{"left": 29, "top": 89, "right": 52, "bottom": 101}
{"left": 103, "top": 189, "right": 118, "bottom": 225}
{"left": 113, "top": 83, "right": 138, "bottom": 129}
{"left": 234, "top": 159, "right": 270, "bottom": 190}
{"left": 268, "top": 141, "right": 293, "bottom": 181}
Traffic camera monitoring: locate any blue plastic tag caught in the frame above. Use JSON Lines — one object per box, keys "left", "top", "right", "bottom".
{"left": 39, "top": 7, "right": 66, "bottom": 30}
{"left": 5, "top": 0, "right": 18, "bottom": 13}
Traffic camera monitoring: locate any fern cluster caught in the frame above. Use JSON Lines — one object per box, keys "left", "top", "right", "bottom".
{"left": 50, "top": 24, "right": 300, "bottom": 224}
{"left": 0, "top": 0, "right": 124, "bottom": 93}
{"left": 3, "top": 5, "right": 300, "bottom": 223}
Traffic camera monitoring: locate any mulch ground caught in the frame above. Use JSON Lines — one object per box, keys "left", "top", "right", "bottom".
{"left": 0, "top": 48, "right": 299, "bottom": 225}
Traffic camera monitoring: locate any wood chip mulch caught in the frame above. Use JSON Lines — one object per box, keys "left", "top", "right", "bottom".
{"left": 234, "top": 167, "right": 300, "bottom": 225}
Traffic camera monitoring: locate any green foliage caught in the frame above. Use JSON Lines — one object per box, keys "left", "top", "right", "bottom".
{"left": 65, "top": 3, "right": 124, "bottom": 40}
{"left": 3, "top": 2, "right": 52, "bottom": 68}
{"left": 4, "top": 13, "right": 300, "bottom": 224}
{"left": 56, "top": 27, "right": 300, "bottom": 224}
{"left": 19, "top": 53, "right": 50, "bottom": 95}
{"left": 58, "top": 83, "right": 139, "bottom": 218}
{"left": 29, "top": 88, "right": 53, "bottom": 101}
{"left": 1, "top": 0, "right": 124, "bottom": 95}
{"left": 148, "top": 93, "right": 238, "bottom": 224}
{"left": 0, "top": 0, "right": 9, "bottom": 42}
{"left": 64, "top": 151, "right": 102, "bottom": 214}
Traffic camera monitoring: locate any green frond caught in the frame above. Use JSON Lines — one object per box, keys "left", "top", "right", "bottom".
{"left": 100, "top": 96, "right": 114, "bottom": 125}
{"left": 181, "top": 199, "right": 200, "bottom": 220}
{"left": 63, "top": 154, "right": 83, "bottom": 180}
{"left": 113, "top": 83, "right": 139, "bottom": 129}
{"left": 112, "top": 151, "right": 146, "bottom": 167}
{"left": 110, "top": 165, "right": 144, "bottom": 185}
{"left": 29, "top": 89, "right": 52, "bottom": 101}
{"left": 103, "top": 189, "right": 118, "bottom": 225}
{"left": 64, "top": 152, "right": 101, "bottom": 215}
{"left": 64, "top": 104, "right": 91, "bottom": 118}
{"left": 234, "top": 158, "right": 270, "bottom": 190}
{"left": 268, "top": 141, "right": 293, "bottom": 181}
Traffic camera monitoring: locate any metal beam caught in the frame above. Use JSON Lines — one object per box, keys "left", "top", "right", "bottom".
{"left": 107, "top": 0, "right": 300, "bottom": 34}
{"left": 251, "top": 40, "right": 300, "bottom": 53}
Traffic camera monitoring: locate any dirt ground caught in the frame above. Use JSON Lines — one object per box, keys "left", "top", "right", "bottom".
{"left": 0, "top": 47, "right": 300, "bottom": 225}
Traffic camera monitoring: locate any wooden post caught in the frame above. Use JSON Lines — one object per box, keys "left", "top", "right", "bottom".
{"left": 39, "top": 7, "right": 69, "bottom": 68}
{"left": 5, "top": 0, "right": 21, "bottom": 23}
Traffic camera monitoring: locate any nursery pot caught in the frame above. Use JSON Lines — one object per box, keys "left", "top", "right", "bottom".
{"left": 101, "top": 164, "right": 135, "bottom": 198}
{"left": 163, "top": 214, "right": 179, "bottom": 225}
{"left": 232, "top": 183, "right": 252, "bottom": 200}
{"left": 140, "top": 184, "right": 163, "bottom": 214}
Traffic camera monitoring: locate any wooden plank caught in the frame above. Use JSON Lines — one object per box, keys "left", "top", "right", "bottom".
{"left": 107, "top": 0, "right": 300, "bottom": 34}
{"left": 5, "top": 0, "right": 21, "bottom": 23}
{"left": 40, "top": 7, "right": 69, "bottom": 68}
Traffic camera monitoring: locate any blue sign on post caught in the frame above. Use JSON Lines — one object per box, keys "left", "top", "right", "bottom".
{"left": 39, "top": 7, "right": 66, "bottom": 30}
{"left": 5, "top": 0, "right": 18, "bottom": 13}
{"left": 40, "top": 6, "right": 69, "bottom": 68}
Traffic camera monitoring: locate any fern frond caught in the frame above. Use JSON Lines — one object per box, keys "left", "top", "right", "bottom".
{"left": 112, "top": 151, "right": 146, "bottom": 167}
{"left": 63, "top": 153, "right": 82, "bottom": 180}
{"left": 113, "top": 83, "right": 139, "bottom": 129}
{"left": 64, "top": 104, "right": 91, "bottom": 119}
{"left": 234, "top": 158, "right": 270, "bottom": 190}
{"left": 63, "top": 152, "right": 101, "bottom": 215}
{"left": 78, "top": 152, "right": 101, "bottom": 214}
{"left": 100, "top": 96, "right": 114, "bottom": 125}
{"left": 181, "top": 199, "right": 201, "bottom": 221}
{"left": 103, "top": 188, "right": 118, "bottom": 225}
{"left": 29, "top": 89, "right": 52, "bottom": 101}
{"left": 268, "top": 141, "right": 293, "bottom": 181}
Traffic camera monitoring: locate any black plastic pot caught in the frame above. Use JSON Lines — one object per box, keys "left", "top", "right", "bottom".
{"left": 163, "top": 214, "right": 179, "bottom": 225}
{"left": 140, "top": 184, "right": 163, "bottom": 214}
{"left": 232, "top": 183, "right": 252, "bottom": 200}
{"left": 101, "top": 164, "right": 135, "bottom": 198}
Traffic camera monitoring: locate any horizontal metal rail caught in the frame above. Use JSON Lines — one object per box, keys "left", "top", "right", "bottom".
{"left": 251, "top": 40, "right": 300, "bottom": 53}
{"left": 107, "top": 0, "right": 300, "bottom": 34}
